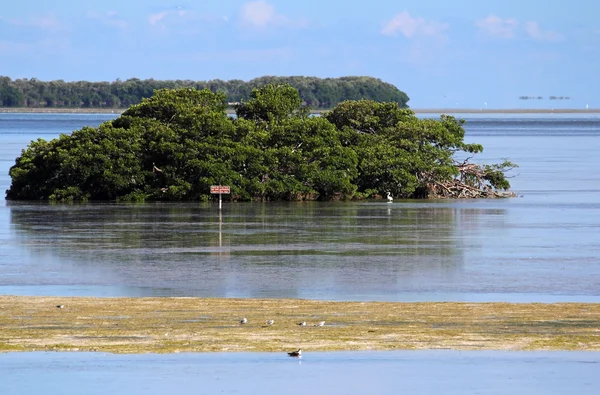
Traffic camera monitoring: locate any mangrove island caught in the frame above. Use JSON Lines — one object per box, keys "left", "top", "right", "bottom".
{"left": 6, "top": 83, "right": 517, "bottom": 202}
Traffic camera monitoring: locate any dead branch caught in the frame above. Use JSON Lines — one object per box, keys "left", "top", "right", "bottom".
{"left": 420, "top": 159, "right": 517, "bottom": 199}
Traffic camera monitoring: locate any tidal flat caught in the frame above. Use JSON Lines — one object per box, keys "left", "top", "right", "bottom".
{"left": 1, "top": 296, "right": 599, "bottom": 353}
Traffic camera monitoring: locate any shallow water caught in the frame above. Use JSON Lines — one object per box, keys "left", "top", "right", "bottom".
{"left": 1, "top": 351, "right": 598, "bottom": 395}
{"left": 0, "top": 113, "right": 599, "bottom": 302}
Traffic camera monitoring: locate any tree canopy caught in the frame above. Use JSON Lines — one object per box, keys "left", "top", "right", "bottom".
{"left": 0, "top": 75, "right": 409, "bottom": 110}
{"left": 6, "top": 84, "right": 516, "bottom": 202}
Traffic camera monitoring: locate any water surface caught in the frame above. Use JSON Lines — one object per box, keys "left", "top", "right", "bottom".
{"left": 0, "top": 113, "right": 599, "bottom": 302}
{"left": 1, "top": 351, "right": 598, "bottom": 395}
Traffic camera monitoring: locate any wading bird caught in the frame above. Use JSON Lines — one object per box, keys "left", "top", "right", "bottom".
{"left": 287, "top": 348, "right": 302, "bottom": 358}
{"left": 240, "top": 318, "right": 247, "bottom": 324}
{"left": 266, "top": 319, "right": 274, "bottom": 325}
{"left": 387, "top": 192, "right": 393, "bottom": 203}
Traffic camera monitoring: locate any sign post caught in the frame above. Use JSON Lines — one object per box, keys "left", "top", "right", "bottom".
{"left": 210, "top": 186, "right": 230, "bottom": 248}
{"left": 210, "top": 185, "right": 230, "bottom": 210}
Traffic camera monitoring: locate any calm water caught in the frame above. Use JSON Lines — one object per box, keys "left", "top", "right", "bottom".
{"left": 0, "top": 112, "right": 599, "bottom": 301}
{"left": 1, "top": 113, "right": 599, "bottom": 395}
{"left": 1, "top": 351, "right": 599, "bottom": 395}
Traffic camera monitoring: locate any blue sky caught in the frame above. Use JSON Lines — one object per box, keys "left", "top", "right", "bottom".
{"left": 1, "top": 0, "right": 598, "bottom": 108}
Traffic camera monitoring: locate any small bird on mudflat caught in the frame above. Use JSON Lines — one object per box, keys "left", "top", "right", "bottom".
{"left": 315, "top": 321, "right": 325, "bottom": 327}
{"left": 297, "top": 321, "right": 306, "bottom": 326}
{"left": 56, "top": 305, "right": 64, "bottom": 309}
{"left": 287, "top": 348, "right": 302, "bottom": 358}
{"left": 240, "top": 317, "right": 247, "bottom": 324}
{"left": 266, "top": 319, "right": 275, "bottom": 325}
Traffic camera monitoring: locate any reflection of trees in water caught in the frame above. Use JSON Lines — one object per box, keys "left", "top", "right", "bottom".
{"left": 8, "top": 202, "right": 506, "bottom": 298}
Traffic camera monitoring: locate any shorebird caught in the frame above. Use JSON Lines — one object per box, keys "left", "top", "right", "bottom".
{"left": 240, "top": 318, "right": 247, "bottom": 324}
{"left": 297, "top": 321, "right": 306, "bottom": 326}
{"left": 386, "top": 192, "right": 393, "bottom": 203}
{"left": 316, "top": 321, "right": 325, "bottom": 327}
{"left": 287, "top": 348, "right": 302, "bottom": 358}
{"left": 266, "top": 319, "right": 275, "bottom": 325}
{"left": 56, "top": 305, "right": 64, "bottom": 309}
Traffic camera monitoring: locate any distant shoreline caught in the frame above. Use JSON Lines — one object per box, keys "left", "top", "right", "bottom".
{"left": 1, "top": 107, "right": 599, "bottom": 115}
{"left": 0, "top": 108, "right": 125, "bottom": 114}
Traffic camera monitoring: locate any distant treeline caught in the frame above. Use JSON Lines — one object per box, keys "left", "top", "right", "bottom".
{"left": 0, "top": 75, "right": 410, "bottom": 110}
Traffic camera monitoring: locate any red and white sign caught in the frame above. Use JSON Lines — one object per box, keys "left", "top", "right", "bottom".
{"left": 210, "top": 185, "right": 231, "bottom": 194}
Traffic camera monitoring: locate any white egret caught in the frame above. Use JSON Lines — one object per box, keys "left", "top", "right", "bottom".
{"left": 386, "top": 192, "right": 393, "bottom": 203}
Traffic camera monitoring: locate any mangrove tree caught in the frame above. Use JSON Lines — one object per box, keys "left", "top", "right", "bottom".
{"left": 6, "top": 84, "right": 516, "bottom": 202}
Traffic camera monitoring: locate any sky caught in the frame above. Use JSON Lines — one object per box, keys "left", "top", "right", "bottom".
{"left": 1, "top": 0, "right": 598, "bottom": 108}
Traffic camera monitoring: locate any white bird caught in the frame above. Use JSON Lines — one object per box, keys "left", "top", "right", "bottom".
{"left": 266, "top": 319, "right": 275, "bottom": 325}
{"left": 316, "top": 321, "right": 325, "bottom": 327}
{"left": 240, "top": 318, "right": 247, "bottom": 324}
{"left": 287, "top": 348, "right": 302, "bottom": 357}
{"left": 297, "top": 321, "right": 306, "bottom": 326}
{"left": 386, "top": 192, "right": 393, "bottom": 203}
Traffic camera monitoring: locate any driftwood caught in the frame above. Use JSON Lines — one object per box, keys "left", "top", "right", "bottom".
{"left": 420, "top": 159, "right": 517, "bottom": 199}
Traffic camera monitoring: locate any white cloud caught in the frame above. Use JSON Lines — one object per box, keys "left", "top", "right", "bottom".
{"left": 87, "top": 11, "right": 128, "bottom": 29}
{"left": 148, "top": 11, "right": 169, "bottom": 26}
{"left": 147, "top": 9, "right": 227, "bottom": 31}
{"left": 189, "top": 47, "right": 294, "bottom": 62}
{"left": 524, "top": 21, "right": 562, "bottom": 42}
{"left": 381, "top": 11, "right": 448, "bottom": 39}
{"left": 0, "top": 40, "right": 28, "bottom": 55}
{"left": 475, "top": 16, "right": 563, "bottom": 42}
{"left": 239, "top": 1, "right": 302, "bottom": 28}
{"left": 240, "top": 1, "right": 277, "bottom": 27}
{"left": 0, "top": 37, "right": 68, "bottom": 56}
{"left": 6, "top": 15, "right": 63, "bottom": 31}
{"left": 475, "top": 15, "right": 519, "bottom": 39}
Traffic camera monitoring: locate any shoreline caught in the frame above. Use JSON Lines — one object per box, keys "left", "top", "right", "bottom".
{"left": 1, "top": 296, "right": 598, "bottom": 354}
{"left": 1, "top": 107, "right": 599, "bottom": 115}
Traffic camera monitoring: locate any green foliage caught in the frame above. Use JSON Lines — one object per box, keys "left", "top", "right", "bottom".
{"left": 483, "top": 160, "right": 519, "bottom": 190}
{"left": 122, "top": 88, "right": 228, "bottom": 121}
{"left": 235, "top": 84, "right": 304, "bottom": 122}
{"left": 324, "top": 102, "right": 487, "bottom": 197}
{"left": 6, "top": 84, "right": 516, "bottom": 202}
{"left": 0, "top": 77, "right": 24, "bottom": 106}
{"left": 0, "top": 75, "right": 410, "bottom": 110}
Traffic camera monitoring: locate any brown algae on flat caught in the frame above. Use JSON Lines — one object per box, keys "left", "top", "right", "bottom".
{"left": 0, "top": 296, "right": 598, "bottom": 353}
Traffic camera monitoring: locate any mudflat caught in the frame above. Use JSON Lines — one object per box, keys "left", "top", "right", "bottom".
{"left": 1, "top": 296, "right": 598, "bottom": 353}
